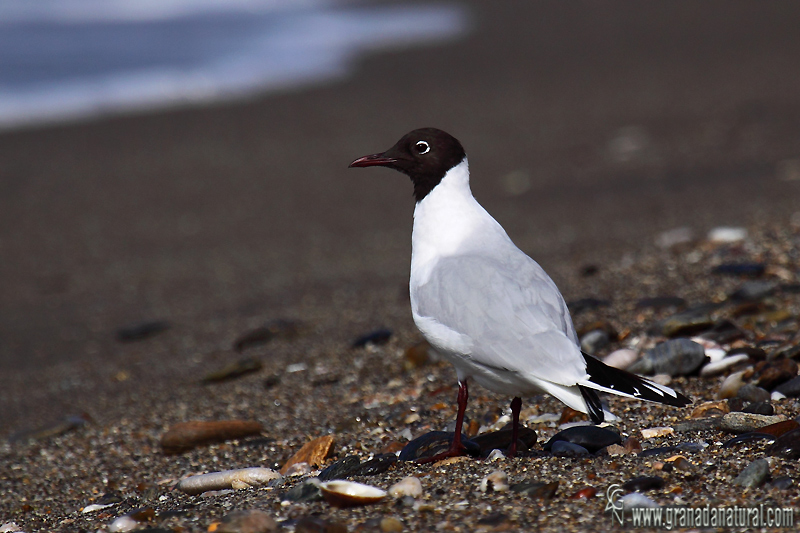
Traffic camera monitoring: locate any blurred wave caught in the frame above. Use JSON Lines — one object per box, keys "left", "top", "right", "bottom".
{"left": 0, "top": 0, "right": 468, "bottom": 130}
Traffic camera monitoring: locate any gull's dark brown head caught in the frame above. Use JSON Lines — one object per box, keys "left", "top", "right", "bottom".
{"left": 349, "top": 128, "right": 466, "bottom": 202}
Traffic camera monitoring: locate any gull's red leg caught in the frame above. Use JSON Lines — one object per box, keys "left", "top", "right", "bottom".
{"left": 507, "top": 396, "right": 522, "bottom": 458}
{"left": 417, "top": 380, "right": 470, "bottom": 463}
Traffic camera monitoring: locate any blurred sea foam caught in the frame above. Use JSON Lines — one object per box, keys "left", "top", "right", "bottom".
{"left": 0, "top": 0, "right": 467, "bottom": 130}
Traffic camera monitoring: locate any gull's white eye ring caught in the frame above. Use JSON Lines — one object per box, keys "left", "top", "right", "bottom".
{"left": 415, "top": 140, "right": 430, "bottom": 154}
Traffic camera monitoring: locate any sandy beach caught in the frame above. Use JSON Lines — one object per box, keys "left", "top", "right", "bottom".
{"left": 2, "top": 1, "right": 800, "bottom": 531}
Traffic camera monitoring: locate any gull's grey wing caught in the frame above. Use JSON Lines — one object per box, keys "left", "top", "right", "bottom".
{"left": 412, "top": 251, "right": 587, "bottom": 386}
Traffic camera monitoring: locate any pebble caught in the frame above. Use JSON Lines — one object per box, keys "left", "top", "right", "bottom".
{"left": 717, "top": 370, "right": 748, "bottom": 399}
{"left": 656, "top": 226, "right": 693, "bottom": 248}
{"left": 318, "top": 480, "right": 387, "bottom": 507}
{"left": 653, "top": 309, "right": 715, "bottom": 338}
{"left": 775, "top": 375, "right": 800, "bottom": 397}
{"left": 480, "top": 470, "right": 509, "bottom": 493}
{"left": 625, "top": 437, "right": 643, "bottom": 454}
{"left": 699, "top": 354, "right": 750, "bottom": 377}
{"left": 728, "top": 280, "right": 777, "bottom": 301}
{"left": 568, "top": 487, "right": 597, "bottom": 499}
{"left": 398, "top": 431, "right": 480, "bottom": 461}
{"left": 284, "top": 462, "right": 312, "bottom": 477}
{"left": 281, "top": 435, "right": 335, "bottom": 474}
{"left": 712, "top": 263, "right": 766, "bottom": 277}
{"left": 543, "top": 426, "right": 621, "bottom": 453}
{"left": 108, "top": 515, "right": 139, "bottom": 533}
{"left": 202, "top": 357, "right": 262, "bottom": 383}
{"left": 380, "top": 517, "right": 404, "bottom": 533}
{"left": 620, "top": 493, "right": 659, "bottom": 509}
{"left": 640, "top": 427, "right": 673, "bottom": 439}
{"left": 622, "top": 476, "right": 664, "bottom": 492}
{"left": 720, "top": 412, "right": 787, "bottom": 433}
{"left": 733, "top": 458, "right": 770, "bottom": 488}
{"left": 160, "top": 420, "right": 264, "bottom": 454}
{"left": 509, "top": 481, "right": 558, "bottom": 499}
{"left": 294, "top": 516, "right": 347, "bottom": 533}
{"left": 352, "top": 328, "right": 392, "bottom": 348}
{"left": 769, "top": 476, "right": 794, "bottom": 490}
{"left": 388, "top": 476, "right": 423, "bottom": 498}
{"left": 742, "top": 401, "right": 774, "bottom": 416}
{"left": 215, "top": 510, "right": 279, "bottom": 533}
{"left": 766, "top": 428, "right": 800, "bottom": 459}
{"left": 177, "top": 468, "right": 282, "bottom": 495}
{"left": 756, "top": 359, "right": 798, "bottom": 390}
{"left": 580, "top": 329, "right": 609, "bottom": 354}
{"left": 233, "top": 319, "right": 303, "bottom": 352}
{"left": 736, "top": 384, "right": 771, "bottom": 403}
{"left": 690, "top": 400, "right": 729, "bottom": 419}
{"left": 602, "top": 349, "right": 638, "bottom": 370}
{"left": 673, "top": 418, "right": 722, "bottom": 433}
{"left": 628, "top": 339, "right": 706, "bottom": 376}
{"left": 0, "top": 523, "right": 23, "bottom": 533}
{"left": 708, "top": 226, "right": 747, "bottom": 242}
{"left": 281, "top": 478, "right": 323, "bottom": 503}
{"left": 115, "top": 320, "right": 170, "bottom": 342}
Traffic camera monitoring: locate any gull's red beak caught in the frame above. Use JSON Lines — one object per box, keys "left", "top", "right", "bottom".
{"left": 348, "top": 153, "right": 397, "bottom": 168}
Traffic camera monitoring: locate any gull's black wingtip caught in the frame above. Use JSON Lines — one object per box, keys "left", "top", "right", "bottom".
{"left": 582, "top": 352, "right": 693, "bottom": 407}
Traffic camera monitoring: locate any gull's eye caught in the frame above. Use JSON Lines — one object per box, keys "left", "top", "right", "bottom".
{"left": 415, "top": 140, "right": 430, "bottom": 155}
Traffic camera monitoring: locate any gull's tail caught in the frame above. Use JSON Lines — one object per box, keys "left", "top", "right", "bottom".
{"left": 578, "top": 353, "right": 692, "bottom": 424}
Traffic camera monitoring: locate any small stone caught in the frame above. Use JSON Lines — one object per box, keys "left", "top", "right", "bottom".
{"left": 509, "top": 481, "right": 558, "bottom": 499}
{"left": 621, "top": 493, "right": 659, "bottom": 509}
{"left": 775, "top": 375, "right": 800, "bottom": 397}
{"left": 729, "top": 281, "right": 777, "bottom": 301}
{"left": 380, "top": 517, "right": 404, "bottom": 533}
{"left": 284, "top": 462, "right": 312, "bottom": 477}
{"left": 758, "top": 420, "right": 800, "bottom": 437}
{"left": 352, "top": 329, "right": 392, "bottom": 348}
{"left": 736, "top": 384, "right": 771, "bottom": 403}
{"left": 766, "top": 428, "right": 800, "bottom": 459}
{"left": 580, "top": 329, "right": 610, "bottom": 354}
{"left": 742, "top": 401, "right": 774, "bottom": 416}
{"left": 690, "top": 401, "right": 730, "bottom": 419}
{"left": 623, "top": 476, "right": 665, "bottom": 492}
{"left": 651, "top": 309, "right": 715, "bottom": 338}
{"left": 624, "top": 437, "right": 643, "bottom": 454}
{"left": 280, "top": 435, "right": 335, "bottom": 474}
{"left": 233, "top": 319, "right": 303, "bottom": 352}
{"left": 656, "top": 227, "right": 693, "bottom": 248}
{"left": 720, "top": 412, "right": 787, "bottom": 433}
{"left": 640, "top": 427, "right": 673, "bottom": 439}
{"left": 673, "top": 418, "right": 723, "bottom": 433}
{"left": 733, "top": 458, "right": 770, "bottom": 488}
{"left": 717, "top": 370, "right": 748, "bottom": 399}
{"left": 543, "top": 426, "right": 621, "bottom": 454}
{"left": 108, "top": 515, "right": 139, "bottom": 533}
{"left": 628, "top": 339, "right": 707, "bottom": 376}
{"left": 769, "top": 476, "right": 794, "bottom": 490}
{"left": 756, "top": 360, "right": 798, "bottom": 391}
{"left": 606, "top": 444, "right": 626, "bottom": 456}
{"left": 294, "top": 516, "right": 347, "bottom": 533}
{"left": 281, "top": 479, "right": 322, "bottom": 503}
{"left": 480, "top": 470, "right": 509, "bottom": 493}
{"left": 160, "top": 420, "right": 264, "bottom": 454}
{"left": 708, "top": 226, "right": 747, "bottom": 243}
{"left": 700, "top": 354, "right": 750, "bottom": 377}
{"left": 116, "top": 320, "right": 170, "bottom": 342}
{"left": 202, "top": 357, "right": 262, "bottom": 383}
{"left": 177, "top": 468, "right": 282, "bottom": 495}
{"left": 216, "top": 510, "right": 279, "bottom": 533}
{"left": 388, "top": 476, "right": 423, "bottom": 498}
{"left": 713, "top": 263, "right": 765, "bottom": 277}
{"left": 602, "top": 349, "right": 638, "bottom": 370}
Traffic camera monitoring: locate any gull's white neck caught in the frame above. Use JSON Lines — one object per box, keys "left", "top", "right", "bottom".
{"left": 410, "top": 158, "right": 509, "bottom": 286}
